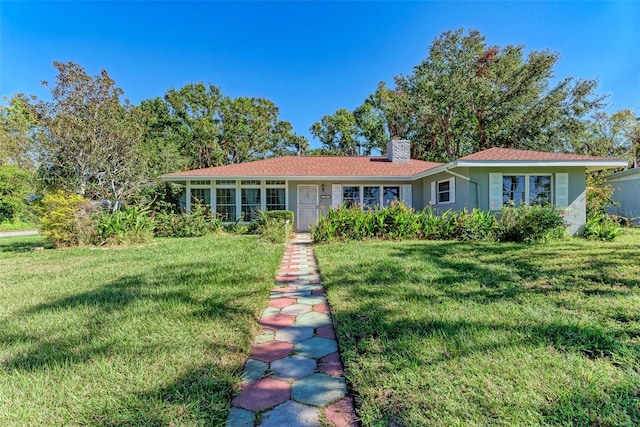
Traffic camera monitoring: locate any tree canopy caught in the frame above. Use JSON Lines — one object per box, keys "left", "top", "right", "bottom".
{"left": 315, "top": 28, "right": 635, "bottom": 163}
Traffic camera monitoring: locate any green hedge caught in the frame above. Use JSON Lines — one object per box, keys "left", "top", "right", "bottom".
{"left": 311, "top": 202, "right": 566, "bottom": 244}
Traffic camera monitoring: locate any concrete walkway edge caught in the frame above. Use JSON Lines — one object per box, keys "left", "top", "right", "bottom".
{"left": 226, "top": 233, "right": 357, "bottom": 427}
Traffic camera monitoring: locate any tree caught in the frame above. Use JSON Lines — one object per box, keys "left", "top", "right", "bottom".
{"left": 32, "top": 61, "right": 144, "bottom": 209}
{"left": 310, "top": 108, "right": 360, "bottom": 155}
{"left": 143, "top": 83, "right": 308, "bottom": 171}
{"left": 323, "top": 28, "right": 609, "bottom": 162}
{"left": 0, "top": 165, "right": 33, "bottom": 222}
{"left": 0, "top": 94, "right": 38, "bottom": 169}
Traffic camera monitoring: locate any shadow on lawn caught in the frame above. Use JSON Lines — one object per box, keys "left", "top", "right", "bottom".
{"left": 0, "top": 257, "right": 270, "bottom": 423}
{"left": 321, "top": 240, "right": 640, "bottom": 362}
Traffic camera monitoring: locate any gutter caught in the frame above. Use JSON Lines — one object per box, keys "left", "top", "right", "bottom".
{"left": 445, "top": 167, "right": 480, "bottom": 207}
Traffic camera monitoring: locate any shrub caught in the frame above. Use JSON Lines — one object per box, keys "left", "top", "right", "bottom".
{"left": 153, "top": 203, "right": 221, "bottom": 238}
{"left": 0, "top": 165, "right": 33, "bottom": 223}
{"left": 449, "top": 208, "right": 497, "bottom": 241}
{"left": 496, "top": 204, "right": 566, "bottom": 243}
{"left": 581, "top": 216, "right": 623, "bottom": 241}
{"left": 39, "top": 190, "right": 100, "bottom": 247}
{"left": 96, "top": 206, "right": 155, "bottom": 245}
{"left": 250, "top": 210, "right": 295, "bottom": 243}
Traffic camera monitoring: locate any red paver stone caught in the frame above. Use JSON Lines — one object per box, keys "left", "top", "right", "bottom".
{"left": 312, "top": 289, "right": 326, "bottom": 296}
{"left": 309, "top": 279, "right": 322, "bottom": 284}
{"left": 260, "top": 314, "right": 296, "bottom": 330}
{"left": 324, "top": 397, "right": 357, "bottom": 427}
{"left": 268, "top": 298, "right": 296, "bottom": 309}
{"left": 275, "top": 276, "right": 296, "bottom": 282}
{"left": 250, "top": 341, "right": 294, "bottom": 363}
{"left": 231, "top": 378, "right": 291, "bottom": 412}
{"left": 313, "top": 303, "right": 330, "bottom": 314}
{"left": 316, "top": 324, "right": 336, "bottom": 340}
{"left": 318, "top": 351, "right": 344, "bottom": 376}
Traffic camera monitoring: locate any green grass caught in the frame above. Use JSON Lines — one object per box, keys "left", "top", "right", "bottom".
{"left": 315, "top": 230, "right": 640, "bottom": 426}
{"left": 0, "top": 235, "right": 284, "bottom": 426}
{"left": 0, "top": 220, "right": 39, "bottom": 231}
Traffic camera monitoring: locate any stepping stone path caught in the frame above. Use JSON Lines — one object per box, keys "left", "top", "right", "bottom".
{"left": 227, "top": 234, "right": 357, "bottom": 427}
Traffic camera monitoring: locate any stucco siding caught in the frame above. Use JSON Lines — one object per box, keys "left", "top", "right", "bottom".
{"left": 607, "top": 176, "right": 640, "bottom": 218}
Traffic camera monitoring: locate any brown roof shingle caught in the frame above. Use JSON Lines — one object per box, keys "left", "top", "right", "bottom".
{"left": 458, "top": 147, "right": 616, "bottom": 162}
{"left": 162, "top": 156, "right": 442, "bottom": 179}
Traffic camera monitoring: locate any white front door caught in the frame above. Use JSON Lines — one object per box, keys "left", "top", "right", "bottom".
{"left": 297, "top": 185, "right": 319, "bottom": 232}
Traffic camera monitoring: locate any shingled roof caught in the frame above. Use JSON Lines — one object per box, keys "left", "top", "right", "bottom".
{"left": 458, "top": 147, "right": 615, "bottom": 162}
{"left": 162, "top": 156, "right": 442, "bottom": 179}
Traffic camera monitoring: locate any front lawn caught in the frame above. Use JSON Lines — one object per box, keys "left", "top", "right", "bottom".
{"left": 0, "top": 235, "right": 283, "bottom": 425}
{"left": 315, "top": 231, "right": 640, "bottom": 426}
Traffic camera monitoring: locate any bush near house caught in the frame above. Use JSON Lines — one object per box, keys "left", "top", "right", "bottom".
{"left": 152, "top": 203, "right": 222, "bottom": 238}
{"left": 311, "top": 203, "right": 565, "bottom": 243}
{"left": 250, "top": 210, "right": 295, "bottom": 243}
{"left": 582, "top": 177, "right": 624, "bottom": 241}
{"left": 95, "top": 206, "right": 156, "bottom": 245}
{"left": 0, "top": 165, "right": 35, "bottom": 225}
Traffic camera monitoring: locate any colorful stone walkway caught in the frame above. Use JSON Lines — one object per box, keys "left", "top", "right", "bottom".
{"left": 226, "top": 234, "right": 357, "bottom": 427}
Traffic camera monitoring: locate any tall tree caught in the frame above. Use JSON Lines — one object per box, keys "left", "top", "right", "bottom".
{"left": 316, "top": 29, "right": 609, "bottom": 161}
{"left": 0, "top": 94, "right": 38, "bottom": 169}
{"left": 142, "top": 83, "right": 307, "bottom": 170}
{"left": 32, "top": 61, "right": 144, "bottom": 208}
{"left": 310, "top": 108, "right": 360, "bottom": 155}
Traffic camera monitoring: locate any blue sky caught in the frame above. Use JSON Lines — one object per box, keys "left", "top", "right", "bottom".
{"left": 1, "top": 1, "right": 639, "bottom": 147}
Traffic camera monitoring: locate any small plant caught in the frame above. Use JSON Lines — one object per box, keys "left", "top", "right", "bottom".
{"left": 153, "top": 203, "right": 221, "bottom": 238}
{"left": 581, "top": 216, "right": 623, "bottom": 241}
{"left": 38, "top": 190, "right": 100, "bottom": 247}
{"left": 96, "top": 206, "right": 155, "bottom": 245}
{"left": 496, "top": 204, "right": 566, "bottom": 243}
{"left": 251, "top": 210, "right": 294, "bottom": 243}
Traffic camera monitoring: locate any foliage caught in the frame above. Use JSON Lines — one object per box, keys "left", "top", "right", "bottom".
{"left": 140, "top": 83, "right": 309, "bottom": 172}
{"left": 315, "top": 28, "right": 617, "bottom": 162}
{"left": 312, "top": 203, "right": 564, "bottom": 243}
{"left": 582, "top": 174, "right": 624, "bottom": 241}
{"left": 581, "top": 215, "right": 623, "bottom": 241}
{"left": 95, "top": 206, "right": 155, "bottom": 245}
{"left": 496, "top": 204, "right": 566, "bottom": 243}
{"left": 0, "top": 235, "right": 284, "bottom": 425}
{"left": 0, "top": 94, "right": 38, "bottom": 170}
{"left": 153, "top": 203, "right": 221, "bottom": 238}
{"left": 250, "top": 210, "right": 295, "bottom": 243}
{"left": 0, "top": 165, "right": 34, "bottom": 222}
{"left": 314, "top": 233, "right": 640, "bottom": 426}
{"left": 38, "top": 190, "right": 100, "bottom": 247}
{"left": 32, "top": 61, "right": 145, "bottom": 208}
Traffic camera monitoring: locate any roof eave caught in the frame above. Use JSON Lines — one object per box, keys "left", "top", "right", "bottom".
{"left": 160, "top": 174, "right": 421, "bottom": 182}
{"left": 455, "top": 160, "right": 628, "bottom": 169}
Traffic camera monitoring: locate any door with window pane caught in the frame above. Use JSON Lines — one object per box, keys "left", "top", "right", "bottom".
{"left": 297, "top": 185, "right": 318, "bottom": 232}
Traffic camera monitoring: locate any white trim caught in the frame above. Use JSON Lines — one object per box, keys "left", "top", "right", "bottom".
{"left": 555, "top": 173, "right": 569, "bottom": 209}
{"left": 500, "top": 173, "right": 553, "bottom": 207}
{"left": 435, "top": 177, "right": 455, "bottom": 205}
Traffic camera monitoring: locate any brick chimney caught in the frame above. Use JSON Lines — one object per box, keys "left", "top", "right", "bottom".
{"left": 386, "top": 139, "right": 410, "bottom": 162}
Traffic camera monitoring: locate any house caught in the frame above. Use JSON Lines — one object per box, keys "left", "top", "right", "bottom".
{"left": 161, "top": 140, "right": 626, "bottom": 235}
{"left": 604, "top": 168, "right": 640, "bottom": 221}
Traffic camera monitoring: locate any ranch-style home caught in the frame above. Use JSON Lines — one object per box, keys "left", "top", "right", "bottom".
{"left": 161, "top": 140, "right": 626, "bottom": 235}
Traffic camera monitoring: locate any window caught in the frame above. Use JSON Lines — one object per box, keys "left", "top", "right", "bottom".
{"left": 266, "top": 188, "right": 286, "bottom": 211}
{"left": 190, "top": 180, "right": 210, "bottom": 186}
{"left": 438, "top": 180, "right": 451, "bottom": 203}
{"left": 433, "top": 178, "right": 455, "bottom": 204}
{"left": 216, "top": 180, "right": 236, "bottom": 186}
{"left": 502, "top": 176, "right": 525, "bottom": 206}
{"left": 502, "top": 175, "right": 551, "bottom": 207}
{"left": 266, "top": 180, "right": 285, "bottom": 185}
{"left": 241, "top": 188, "right": 261, "bottom": 220}
{"left": 342, "top": 186, "right": 360, "bottom": 208}
{"left": 241, "top": 180, "right": 260, "bottom": 186}
{"left": 529, "top": 175, "right": 552, "bottom": 205}
{"left": 382, "top": 186, "right": 400, "bottom": 207}
{"left": 363, "top": 186, "right": 380, "bottom": 209}
{"left": 190, "top": 188, "right": 211, "bottom": 210}
{"left": 216, "top": 188, "right": 236, "bottom": 221}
